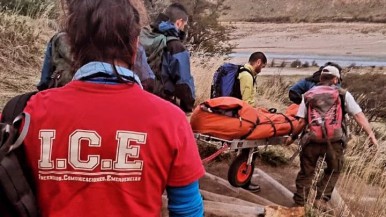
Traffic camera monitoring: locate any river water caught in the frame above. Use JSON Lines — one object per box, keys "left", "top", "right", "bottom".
{"left": 229, "top": 52, "right": 386, "bottom": 67}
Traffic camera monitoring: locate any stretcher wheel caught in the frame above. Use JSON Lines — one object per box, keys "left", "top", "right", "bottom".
{"left": 227, "top": 151, "right": 255, "bottom": 187}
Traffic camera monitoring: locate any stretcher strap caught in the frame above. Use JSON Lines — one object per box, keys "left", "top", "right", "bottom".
{"left": 277, "top": 113, "right": 294, "bottom": 135}
{"left": 240, "top": 117, "right": 260, "bottom": 140}
{"left": 258, "top": 113, "right": 277, "bottom": 137}
{"left": 201, "top": 143, "right": 229, "bottom": 164}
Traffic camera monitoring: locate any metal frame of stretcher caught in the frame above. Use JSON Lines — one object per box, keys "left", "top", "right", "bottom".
{"left": 194, "top": 133, "right": 287, "bottom": 187}
{"left": 195, "top": 133, "right": 284, "bottom": 150}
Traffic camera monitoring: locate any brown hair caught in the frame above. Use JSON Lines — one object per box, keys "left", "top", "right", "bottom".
{"left": 320, "top": 74, "right": 337, "bottom": 85}
{"left": 164, "top": 3, "right": 188, "bottom": 22}
{"left": 64, "top": 0, "right": 140, "bottom": 70}
{"left": 249, "top": 52, "right": 267, "bottom": 64}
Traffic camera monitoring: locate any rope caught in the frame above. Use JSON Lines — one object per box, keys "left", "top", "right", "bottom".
{"left": 201, "top": 143, "right": 229, "bottom": 164}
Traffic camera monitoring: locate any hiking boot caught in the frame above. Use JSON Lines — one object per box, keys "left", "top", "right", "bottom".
{"left": 243, "top": 183, "right": 261, "bottom": 192}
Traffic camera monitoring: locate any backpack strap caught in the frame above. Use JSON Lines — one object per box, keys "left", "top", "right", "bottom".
{"left": 338, "top": 88, "right": 350, "bottom": 142}
{"left": 239, "top": 66, "right": 256, "bottom": 86}
{"left": 1, "top": 91, "right": 37, "bottom": 124}
{"left": 338, "top": 88, "right": 347, "bottom": 115}
{"left": 1, "top": 93, "right": 39, "bottom": 217}
{"left": 166, "top": 36, "right": 179, "bottom": 43}
{"left": 0, "top": 113, "right": 30, "bottom": 162}
{"left": 0, "top": 112, "right": 38, "bottom": 217}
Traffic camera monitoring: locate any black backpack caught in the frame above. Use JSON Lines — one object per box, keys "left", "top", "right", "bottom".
{"left": 0, "top": 91, "right": 39, "bottom": 217}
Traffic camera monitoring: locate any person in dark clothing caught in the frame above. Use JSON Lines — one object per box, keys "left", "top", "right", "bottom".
{"left": 289, "top": 62, "right": 342, "bottom": 104}
{"left": 140, "top": 3, "right": 195, "bottom": 113}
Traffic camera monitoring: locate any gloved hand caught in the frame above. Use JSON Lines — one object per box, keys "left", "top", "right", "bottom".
{"left": 284, "top": 137, "right": 294, "bottom": 146}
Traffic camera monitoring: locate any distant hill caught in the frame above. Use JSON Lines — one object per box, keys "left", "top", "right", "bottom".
{"left": 220, "top": 0, "right": 386, "bottom": 23}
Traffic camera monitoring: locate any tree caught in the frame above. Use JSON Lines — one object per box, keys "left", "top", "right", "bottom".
{"left": 144, "top": 0, "right": 235, "bottom": 56}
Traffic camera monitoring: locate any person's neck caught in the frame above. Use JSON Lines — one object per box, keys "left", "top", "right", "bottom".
{"left": 113, "top": 60, "right": 129, "bottom": 69}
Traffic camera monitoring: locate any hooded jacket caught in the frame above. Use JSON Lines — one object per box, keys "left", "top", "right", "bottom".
{"left": 140, "top": 14, "right": 195, "bottom": 112}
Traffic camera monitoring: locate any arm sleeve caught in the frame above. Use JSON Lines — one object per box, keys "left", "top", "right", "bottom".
{"left": 169, "top": 51, "right": 196, "bottom": 112}
{"left": 296, "top": 97, "right": 307, "bottom": 118}
{"left": 166, "top": 181, "right": 204, "bottom": 217}
{"left": 37, "top": 43, "right": 53, "bottom": 90}
{"left": 344, "top": 92, "right": 362, "bottom": 115}
{"left": 239, "top": 72, "right": 254, "bottom": 105}
{"left": 134, "top": 44, "right": 156, "bottom": 81}
{"left": 289, "top": 89, "right": 302, "bottom": 104}
{"left": 167, "top": 118, "right": 205, "bottom": 186}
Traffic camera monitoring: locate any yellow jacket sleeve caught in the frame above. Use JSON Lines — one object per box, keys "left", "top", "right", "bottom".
{"left": 238, "top": 71, "right": 256, "bottom": 106}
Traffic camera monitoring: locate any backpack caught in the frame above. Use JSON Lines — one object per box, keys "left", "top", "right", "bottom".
{"left": 304, "top": 86, "right": 345, "bottom": 143}
{"left": 37, "top": 32, "right": 73, "bottom": 91}
{"left": 0, "top": 92, "right": 39, "bottom": 217}
{"left": 210, "top": 63, "right": 254, "bottom": 99}
{"left": 139, "top": 26, "right": 178, "bottom": 93}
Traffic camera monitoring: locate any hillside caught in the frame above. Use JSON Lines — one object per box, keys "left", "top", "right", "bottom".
{"left": 220, "top": 0, "right": 386, "bottom": 22}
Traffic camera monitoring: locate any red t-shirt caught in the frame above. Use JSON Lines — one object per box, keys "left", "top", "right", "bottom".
{"left": 23, "top": 81, "right": 205, "bottom": 217}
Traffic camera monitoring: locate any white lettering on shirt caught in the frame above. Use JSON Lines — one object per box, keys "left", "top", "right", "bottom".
{"left": 38, "top": 130, "right": 146, "bottom": 176}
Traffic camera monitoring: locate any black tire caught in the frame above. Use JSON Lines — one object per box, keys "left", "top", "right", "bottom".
{"left": 227, "top": 150, "right": 255, "bottom": 187}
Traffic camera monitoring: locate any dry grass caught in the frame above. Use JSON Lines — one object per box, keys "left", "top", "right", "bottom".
{"left": 336, "top": 134, "right": 386, "bottom": 217}
{"left": 191, "top": 55, "right": 226, "bottom": 105}
{"left": 0, "top": 11, "right": 54, "bottom": 110}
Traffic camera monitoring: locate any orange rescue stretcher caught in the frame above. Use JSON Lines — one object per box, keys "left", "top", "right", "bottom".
{"left": 191, "top": 97, "right": 299, "bottom": 188}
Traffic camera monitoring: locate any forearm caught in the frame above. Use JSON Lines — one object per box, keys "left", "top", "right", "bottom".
{"left": 353, "top": 112, "right": 375, "bottom": 138}
{"left": 292, "top": 118, "right": 307, "bottom": 138}
{"left": 175, "top": 84, "right": 195, "bottom": 112}
{"left": 166, "top": 181, "right": 203, "bottom": 217}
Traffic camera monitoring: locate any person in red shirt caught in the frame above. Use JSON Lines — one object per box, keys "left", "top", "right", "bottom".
{"left": 22, "top": 0, "right": 205, "bottom": 216}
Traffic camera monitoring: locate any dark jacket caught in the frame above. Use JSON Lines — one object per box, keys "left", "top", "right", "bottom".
{"left": 289, "top": 79, "right": 316, "bottom": 104}
{"left": 145, "top": 14, "right": 195, "bottom": 112}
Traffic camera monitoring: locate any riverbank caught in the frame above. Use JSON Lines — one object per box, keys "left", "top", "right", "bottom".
{"left": 228, "top": 22, "right": 386, "bottom": 67}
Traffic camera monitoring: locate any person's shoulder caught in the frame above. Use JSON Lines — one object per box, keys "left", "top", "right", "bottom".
{"left": 239, "top": 70, "right": 253, "bottom": 79}
{"left": 166, "top": 39, "right": 186, "bottom": 54}
{"left": 297, "top": 79, "right": 315, "bottom": 86}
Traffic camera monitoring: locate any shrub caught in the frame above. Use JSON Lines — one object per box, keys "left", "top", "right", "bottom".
{"left": 256, "top": 74, "right": 292, "bottom": 104}
{"left": 270, "top": 59, "right": 275, "bottom": 67}
{"left": 280, "top": 61, "right": 286, "bottom": 68}
{"left": 0, "top": 0, "right": 57, "bottom": 18}
{"left": 290, "top": 59, "right": 302, "bottom": 68}
{"left": 144, "top": 0, "right": 235, "bottom": 55}
{"left": 0, "top": 11, "right": 41, "bottom": 68}
{"left": 302, "top": 61, "right": 310, "bottom": 68}
{"left": 260, "top": 149, "right": 288, "bottom": 167}
{"left": 342, "top": 73, "right": 386, "bottom": 122}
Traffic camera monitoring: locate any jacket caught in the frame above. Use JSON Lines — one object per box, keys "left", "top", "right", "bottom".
{"left": 289, "top": 79, "right": 316, "bottom": 104}
{"left": 143, "top": 14, "right": 195, "bottom": 112}
{"left": 238, "top": 63, "right": 257, "bottom": 106}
